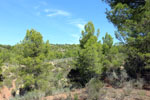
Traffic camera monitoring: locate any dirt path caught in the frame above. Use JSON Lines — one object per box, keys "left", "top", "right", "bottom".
{"left": 43, "top": 88, "right": 87, "bottom": 100}
{"left": 0, "top": 79, "right": 16, "bottom": 100}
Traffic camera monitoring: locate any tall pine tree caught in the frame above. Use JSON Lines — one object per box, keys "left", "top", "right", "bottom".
{"left": 103, "top": 0, "right": 150, "bottom": 78}
{"left": 76, "top": 22, "right": 103, "bottom": 85}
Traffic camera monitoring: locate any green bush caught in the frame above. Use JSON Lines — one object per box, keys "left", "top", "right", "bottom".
{"left": 10, "top": 90, "right": 45, "bottom": 100}
{"left": 86, "top": 78, "right": 104, "bottom": 100}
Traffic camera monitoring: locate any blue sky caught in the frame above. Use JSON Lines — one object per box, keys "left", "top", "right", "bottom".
{"left": 0, "top": 0, "right": 117, "bottom": 45}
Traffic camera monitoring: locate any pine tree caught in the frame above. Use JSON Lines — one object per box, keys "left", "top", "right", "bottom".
{"left": 103, "top": 0, "right": 150, "bottom": 78}
{"left": 102, "top": 33, "right": 113, "bottom": 55}
{"left": 76, "top": 22, "right": 102, "bottom": 85}
{"left": 17, "top": 29, "right": 53, "bottom": 92}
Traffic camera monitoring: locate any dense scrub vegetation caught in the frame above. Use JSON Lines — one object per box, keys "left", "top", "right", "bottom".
{"left": 68, "top": 22, "right": 126, "bottom": 87}
{"left": 0, "top": 0, "right": 150, "bottom": 99}
{"left": 103, "top": 0, "right": 150, "bottom": 79}
{"left": 0, "top": 29, "right": 78, "bottom": 96}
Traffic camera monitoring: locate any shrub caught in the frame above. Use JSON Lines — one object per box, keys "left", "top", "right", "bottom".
{"left": 105, "top": 68, "right": 145, "bottom": 89}
{"left": 105, "top": 69, "right": 129, "bottom": 88}
{"left": 10, "top": 90, "right": 45, "bottom": 100}
{"left": 129, "top": 78, "right": 145, "bottom": 89}
{"left": 122, "top": 84, "right": 132, "bottom": 96}
{"left": 74, "top": 94, "right": 79, "bottom": 100}
{"left": 86, "top": 78, "right": 104, "bottom": 100}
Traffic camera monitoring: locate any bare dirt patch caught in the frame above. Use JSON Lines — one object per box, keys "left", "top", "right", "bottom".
{"left": 43, "top": 87, "right": 150, "bottom": 100}
{"left": 0, "top": 79, "right": 16, "bottom": 100}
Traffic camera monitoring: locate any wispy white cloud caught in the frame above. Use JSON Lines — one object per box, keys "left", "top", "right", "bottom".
{"left": 69, "top": 18, "right": 86, "bottom": 44}
{"left": 40, "top": 1, "right": 48, "bottom": 6}
{"left": 44, "top": 9, "right": 50, "bottom": 13}
{"left": 68, "top": 18, "right": 86, "bottom": 31}
{"left": 44, "top": 9, "right": 71, "bottom": 17}
{"left": 68, "top": 18, "right": 85, "bottom": 25}
{"left": 76, "top": 24, "right": 84, "bottom": 31}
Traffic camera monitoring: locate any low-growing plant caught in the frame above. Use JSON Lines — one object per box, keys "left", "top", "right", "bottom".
{"left": 66, "top": 93, "right": 72, "bottom": 100}
{"left": 98, "top": 88, "right": 107, "bottom": 100}
{"left": 138, "top": 91, "right": 146, "bottom": 96}
{"left": 133, "top": 78, "right": 145, "bottom": 89}
{"left": 86, "top": 78, "right": 104, "bottom": 100}
{"left": 74, "top": 94, "right": 79, "bottom": 100}
{"left": 105, "top": 69, "right": 129, "bottom": 88}
{"left": 122, "top": 86, "right": 132, "bottom": 96}
{"left": 10, "top": 90, "right": 45, "bottom": 100}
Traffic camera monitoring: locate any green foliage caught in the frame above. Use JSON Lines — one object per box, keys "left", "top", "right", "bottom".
{"left": 8, "top": 29, "right": 74, "bottom": 95}
{"left": 101, "top": 33, "right": 125, "bottom": 74}
{"left": 80, "top": 21, "right": 95, "bottom": 49}
{"left": 102, "top": 32, "right": 113, "bottom": 50}
{"left": 43, "top": 40, "right": 50, "bottom": 58}
{"left": 103, "top": 0, "right": 145, "bottom": 9}
{"left": 10, "top": 29, "right": 55, "bottom": 93}
{"left": 71, "top": 22, "right": 126, "bottom": 86}
{"left": 22, "top": 29, "right": 43, "bottom": 58}
{"left": 103, "top": 0, "right": 150, "bottom": 78}
{"left": 0, "top": 44, "right": 12, "bottom": 50}
{"left": 10, "top": 90, "right": 45, "bottom": 100}
{"left": 0, "top": 55, "right": 3, "bottom": 83}
{"left": 74, "top": 94, "right": 79, "bottom": 100}
{"left": 49, "top": 44, "right": 79, "bottom": 59}
{"left": 75, "top": 22, "right": 103, "bottom": 85}
{"left": 0, "top": 29, "right": 78, "bottom": 95}
{"left": 0, "top": 49, "right": 11, "bottom": 63}
{"left": 86, "top": 78, "right": 104, "bottom": 100}
{"left": 0, "top": 48, "right": 13, "bottom": 83}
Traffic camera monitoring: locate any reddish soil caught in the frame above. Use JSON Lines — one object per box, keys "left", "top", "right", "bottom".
{"left": 0, "top": 79, "right": 16, "bottom": 100}
{"left": 1, "top": 81, "right": 150, "bottom": 100}
{"left": 43, "top": 87, "right": 150, "bottom": 100}
{"left": 43, "top": 89, "right": 87, "bottom": 100}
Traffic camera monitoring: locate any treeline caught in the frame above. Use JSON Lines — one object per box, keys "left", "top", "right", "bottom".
{"left": 0, "top": 38, "right": 79, "bottom": 65}
{"left": 104, "top": 0, "right": 150, "bottom": 78}
{"left": 0, "top": 30, "right": 79, "bottom": 95}
{"left": 69, "top": 0, "right": 150, "bottom": 87}
{"left": 0, "top": 24, "right": 126, "bottom": 96}
{"left": 68, "top": 22, "right": 126, "bottom": 86}
{"left": 50, "top": 44, "right": 79, "bottom": 59}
